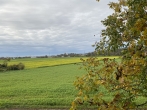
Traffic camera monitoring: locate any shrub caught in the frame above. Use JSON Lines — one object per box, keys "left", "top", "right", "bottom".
{"left": 0, "top": 61, "right": 8, "bottom": 68}
{"left": 7, "top": 63, "right": 25, "bottom": 70}
{"left": 0, "top": 61, "right": 8, "bottom": 71}
{"left": 17, "top": 63, "right": 25, "bottom": 70}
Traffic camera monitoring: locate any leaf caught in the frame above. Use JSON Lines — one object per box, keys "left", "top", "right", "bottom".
{"left": 71, "top": 0, "right": 147, "bottom": 109}
{"left": 119, "top": 76, "right": 124, "bottom": 83}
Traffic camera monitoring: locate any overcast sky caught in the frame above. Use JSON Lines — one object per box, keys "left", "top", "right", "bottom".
{"left": 0, "top": 0, "right": 118, "bottom": 57}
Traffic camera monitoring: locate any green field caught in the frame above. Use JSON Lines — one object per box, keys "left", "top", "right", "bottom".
{"left": 0, "top": 64, "right": 85, "bottom": 109}
{"left": 0, "top": 56, "right": 122, "bottom": 109}
{"left": 0, "top": 56, "right": 119, "bottom": 69}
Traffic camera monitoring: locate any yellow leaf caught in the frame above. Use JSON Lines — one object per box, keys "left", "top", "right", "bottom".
{"left": 119, "top": 77, "right": 124, "bottom": 83}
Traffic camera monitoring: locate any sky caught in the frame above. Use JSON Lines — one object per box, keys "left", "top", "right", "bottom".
{"left": 0, "top": 0, "right": 118, "bottom": 57}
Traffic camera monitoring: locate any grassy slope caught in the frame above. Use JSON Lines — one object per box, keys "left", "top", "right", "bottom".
{"left": 0, "top": 64, "right": 85, "bottom": 109}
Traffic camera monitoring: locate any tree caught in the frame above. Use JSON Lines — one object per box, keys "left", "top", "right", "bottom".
{"left": 71, "top": 0, "right": 147, "bottom": 109}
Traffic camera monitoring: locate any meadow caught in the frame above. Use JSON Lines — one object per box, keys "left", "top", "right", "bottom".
{"left": 0, "top": 64, "right": 85, "bottom": 109}
{"left": 0, "top": 56, "right": 132, "bottom": 109}
{"left": 0, "top": 56, "right": 118, "bottom": 69}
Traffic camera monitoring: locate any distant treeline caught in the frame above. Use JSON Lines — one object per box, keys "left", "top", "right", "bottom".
{"left": 0, "top": 50, "right": 122, "bottom": 60}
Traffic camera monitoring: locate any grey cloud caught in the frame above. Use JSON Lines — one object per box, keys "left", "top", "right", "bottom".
{"left": 0, "top": 0, "right": 118, "bottom": 57}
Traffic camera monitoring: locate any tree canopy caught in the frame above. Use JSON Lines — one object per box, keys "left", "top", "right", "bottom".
{"left": 71, "top": 0, "right": 147, "bottom": 109}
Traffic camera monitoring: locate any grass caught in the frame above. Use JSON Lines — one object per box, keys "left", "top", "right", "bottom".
{"left": 0, "top": 64, "right": 85, "bottom": 109}
{"left": 0, "top": 56, "right": 119, "bottom": 69}
{"left": 1, "top": 57, "right": 84, "bottom": 69}
{"left": 0, "top": 56, "right": 121, "bottom": 109}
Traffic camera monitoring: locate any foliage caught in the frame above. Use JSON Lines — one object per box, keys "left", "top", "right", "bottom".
{"left": 0, "top": 60, "right": 25, "bottom": 71}
{"left": 0, "top": 61, "right": 8, "bottom": 71}
{"left": 71, "top": 0, "right": 147, "bottom": 109}
{"left": 7, "top": 63, "right": 25, "bottom": 70}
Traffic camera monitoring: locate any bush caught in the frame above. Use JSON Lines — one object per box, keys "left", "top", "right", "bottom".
{"left": 7, "top": 63, "right": 25, "bottom": 70}
{"left": 0, "top": 61, "right": 8, "bottom": 68}
{"left": 0, "top": 60, "right": 25, "bottom": 72}
{"left": 17, "top": 63, "right": 25, "bottom": 70}
{"left": 0, "top": 61, "right": 8, "bottom": 72}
